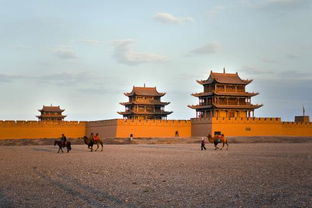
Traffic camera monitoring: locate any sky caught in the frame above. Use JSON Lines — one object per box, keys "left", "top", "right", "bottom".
{"left": 0, "top": 0, "right": 311, "bottom": 121}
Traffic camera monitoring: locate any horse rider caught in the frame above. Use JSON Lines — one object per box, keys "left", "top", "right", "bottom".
{"left": 60, "top": 134, "right": 67, "bottom": 147}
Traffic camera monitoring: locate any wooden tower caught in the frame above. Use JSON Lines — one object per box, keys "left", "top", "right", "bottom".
{"left": 118, "top": 86, "right": 172, "bottom": 119}
{"left": 37, "top": 105, "right": 66, "bottom": 121}
{"left": 188, "top": 70, "right": 262, "bottom": 118}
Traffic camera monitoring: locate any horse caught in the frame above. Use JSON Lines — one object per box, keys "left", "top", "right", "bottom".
{"left": 207, "top": 134, "right": 229, "bottom": 150}
{"left": 82, "top": 136, "right": 103, "bottom": 152}
{"left": 54, "top": 140, "right": 72, "bottom": 153}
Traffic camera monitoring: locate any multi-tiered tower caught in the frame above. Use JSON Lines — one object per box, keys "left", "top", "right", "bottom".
{"left": 118, "top": 86, "right": 172, "bottom": 119}
{"left": 188, "top": 70, "right": 262, "bottom": 118}
{"left": 37, "top": 105, "right": 66, "bottom": 121}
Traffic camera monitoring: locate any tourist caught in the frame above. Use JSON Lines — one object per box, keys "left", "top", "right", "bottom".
{"left": 201, "top": 137, "right": 206, "bottom": 150}
{"left": 89, "top": 132, "right": 94, "bottom": 142}
{"left": 60, "top": 134, "right": 67, "bottom": 147}
{"left": 94, "top": 133, "right": 100, "bottom": 142}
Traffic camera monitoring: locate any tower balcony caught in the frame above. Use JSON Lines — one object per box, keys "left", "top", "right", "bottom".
{"left": 191, "top": 91, "right": 259, "bottom": 97}
{"left": 120, "top": 100, "right": 170, "bottom": 106}
{"left": 188, "top": 103, "right": 263, "bottom": 110}
{"left": 118, "top": 110, "right": 173, "bottom": 115}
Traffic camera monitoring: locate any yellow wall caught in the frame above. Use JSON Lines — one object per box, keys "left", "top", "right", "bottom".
{"left": 191, "top": 118, "right": 212, "bottom": 137}
{"left": 191, "top": 117, "right": 312, "bottom": 137}
{"left": 116, "top": 119, "right": 191, "bottom": 138}
{"left": 0, "top": 120, "right": 86, "bottom": 139}
{"left": 1, "top": 118, "right": 312, "bottom": 140}
{"left": 86, "top": 119, "right": 191, "bottom": 138}
{"left": 87, "top": 119, "right": 118, "bottom": 138}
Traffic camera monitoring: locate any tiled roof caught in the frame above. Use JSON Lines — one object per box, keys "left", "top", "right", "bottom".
{"left": 198, "top": 71, "right": 252, "bottom": 85}
{"left": 39, "top": 105, "right": 64, "bottom": 112}
{"left": 125, "top": 86, "right": 165, "bottom": 96}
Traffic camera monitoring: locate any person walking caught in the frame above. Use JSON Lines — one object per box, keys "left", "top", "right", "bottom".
{"left": 201, "top": 137, "right": 206, "bottom": 150}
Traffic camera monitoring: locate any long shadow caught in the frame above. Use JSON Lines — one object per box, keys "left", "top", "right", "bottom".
{"left": 0, "top": 190, "right": 15, "bottom": 208}
{"left": 32, "top": 146, "right": 90, "bottom": 153}
{"left": 32, "top": 147, "right": 56, "bottom": 153}
{"left": 34, "top": 169, "right": 136, "bottom": 208}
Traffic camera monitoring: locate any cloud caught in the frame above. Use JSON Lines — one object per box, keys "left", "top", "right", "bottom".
{"left": 0, "top": 74, "right": 27, "bottom": 84}
{"left": 38, "top": 72, "right": 94, "bottom": 85}
{"left": 54, "top": 47, "right": 78, "bottom": 59}
{"left": 240, "top": 65, "right": 312, "bottom": 81}
{"left": 154, "top": 12, "right": 194, "bottom": 24}
{"left": 0, "top": 72, "right": 102, "bottom": 86}
{"left": 285, "top": 53, "right": 298, "bottom": 59}
{"left": 0, "top": 74, "right": 16, "bottom": 83}
{"left": 112, "top": 39, "right": 168, "bottom": 65}
{"left": 261, "top": 58, "right": 278, "bottom": 63}
{"left": 73, "top": 39, "right": 104, "bottom": 45}
{"left": 240, "top": 0, "right": 309, "bottom": 9}
{"left": 189, "top": 43, "right": 221, "bottom": 55}
{"left": 207, "top": 6, "right": 225, "bottom": 16}
{"left": 240, "top": 65, "right": 273, "bottom": 76}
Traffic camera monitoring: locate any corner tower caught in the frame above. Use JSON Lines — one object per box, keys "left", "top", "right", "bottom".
{"left": 37, "top": 105, "right": 66, "bottom": 121}
{"left": 188, "top": 70, "right": 262, "bottom": 118}
{"left": 118, "top": 86, "right": 172, "bottom": 119}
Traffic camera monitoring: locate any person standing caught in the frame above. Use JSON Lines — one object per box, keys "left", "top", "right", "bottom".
{"left": 201, "top": 137, "right": 206, "bottom": 150}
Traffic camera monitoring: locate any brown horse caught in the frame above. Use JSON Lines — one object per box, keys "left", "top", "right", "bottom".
{"left": 83, "top": 136, "right": 103, "bottom": 152}
{"left": 54, "top": 140, "right": 72, "bottom": 153}
{"left": 207, "top": 134, "right": 229, "bottom": 150}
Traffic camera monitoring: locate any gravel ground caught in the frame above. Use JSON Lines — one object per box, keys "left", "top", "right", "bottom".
{"left": 0, "top": 143, "right": 311, "bottom": 208}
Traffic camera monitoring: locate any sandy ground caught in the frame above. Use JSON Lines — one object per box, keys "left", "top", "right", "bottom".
{"left": 0, "top": 143, "right": 311, "bottom": 208}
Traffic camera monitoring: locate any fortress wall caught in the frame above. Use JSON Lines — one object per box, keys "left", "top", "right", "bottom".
{"left": 86, "top": 119, "right": 118, "bottom": 138}
{"left": 2, "top": 118, "right": 311, "bottom": 140}
{"left": 280, "top": 122, "right": 312, "bottom": 136}
{"left": 190, "top": 118, "right": 212, "bottom": 137}
{"left": 0, "top": 120, "right": 87, "bottom": 139}
{"left": 191, "top": 117, "right": 312, "bottom": 137}
{"left": 211, "top": 117, "right": 283, "bottom": 136}
{"left": 115, "top": 119, "right": 191, "bottom": 138}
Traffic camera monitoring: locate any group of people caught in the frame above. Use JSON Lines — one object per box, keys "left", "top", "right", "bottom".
{"left": 56, "top": 132, "right": 227, "bottom": 153}
{"left": 56, "top": 133, "right": 103, "bottom": 153}
{"left": 84, "top": 132, "right": 104, "bottom": 152}
{"left": 89, "top": 133, "right": 101, "bottom": 142}
{"left": 201, "top": 133, "right": 227, "bottom": 150}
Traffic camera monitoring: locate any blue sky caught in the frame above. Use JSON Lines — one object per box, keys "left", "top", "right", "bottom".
{"left": 0, "top": 0, "right": 311, "bottom": 121}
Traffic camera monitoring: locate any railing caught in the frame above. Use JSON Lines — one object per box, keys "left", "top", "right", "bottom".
{"left": 198, "top": 102, "right": 250, "bottom": 106}
{"left": 123, "top": 110, "right": 169, "bottom": 113}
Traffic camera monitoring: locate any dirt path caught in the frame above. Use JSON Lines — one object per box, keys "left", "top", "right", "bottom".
{"left": 0, "top": 143, "right": 311, "bottom": 207}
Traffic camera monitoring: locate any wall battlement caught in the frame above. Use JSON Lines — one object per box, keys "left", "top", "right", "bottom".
{"left": 86, "top": 119, "right": 191, "bottom": 138}
{"left": 1, "top": 117, "right": 311, "bottom": 139}
{"left": 0, "top": 120, "right": 86, "bottom": 140}
{"left": 192, "top": 117, "right": 281, "bottom": 122}
{"left": 0, "top": 120, "right": 85, "bottom": 126}
{"left": 191, "top": 117, "right": 312, "bottom": 137}
{"left": 118, "top": 119, "right": 190, "bottom": 126}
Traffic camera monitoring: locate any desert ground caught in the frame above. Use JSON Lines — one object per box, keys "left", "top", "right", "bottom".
{"left": 0, "top": 143, "right": 311, "bottom": 208}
